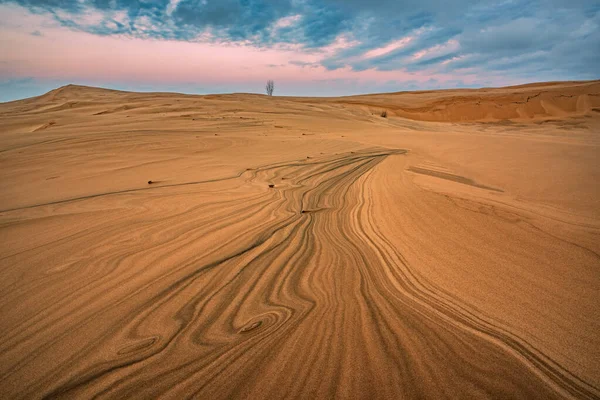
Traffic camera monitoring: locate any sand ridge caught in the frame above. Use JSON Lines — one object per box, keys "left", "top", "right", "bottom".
{"left": 0, "top": 81, "right": 599, "bottom": 399}
{"left": 321, "top": 80, "right": 600, "bottom": 122}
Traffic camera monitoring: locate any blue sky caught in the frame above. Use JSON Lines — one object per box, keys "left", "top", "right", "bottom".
{"left": 0, "top": 0, "right": 598, "bottom": 101}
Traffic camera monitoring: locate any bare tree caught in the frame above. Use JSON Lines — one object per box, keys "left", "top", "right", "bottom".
{"left": 266, "top": 80, "right": 274, "bottom": 96}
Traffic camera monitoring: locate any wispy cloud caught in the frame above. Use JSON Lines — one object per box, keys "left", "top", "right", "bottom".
{"left": 363, "top": 37, "right": 413, "bottom": 59}
{"left": 0, "top": 0, "right": 598, "bottom": 100}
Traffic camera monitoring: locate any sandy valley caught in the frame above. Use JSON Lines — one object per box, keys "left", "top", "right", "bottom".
{"left": 0, "top": 80, "right": 599, "bottom": 399}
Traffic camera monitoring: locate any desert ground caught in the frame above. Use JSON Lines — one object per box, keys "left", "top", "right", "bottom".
{"left": 0, "top": 80, "right": 599, "bottom": 399}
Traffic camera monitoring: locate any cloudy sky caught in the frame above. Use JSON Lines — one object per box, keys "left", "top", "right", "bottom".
{"left": 0, "top": 0, "right": 598, "bottom": 101}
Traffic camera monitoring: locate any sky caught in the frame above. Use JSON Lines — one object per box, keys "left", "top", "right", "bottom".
{"left": 0, "top": 0, "right": 598, "bottom": 101}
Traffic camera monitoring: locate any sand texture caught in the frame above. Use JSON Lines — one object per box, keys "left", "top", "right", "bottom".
{"left": 1, "top": 81, "right": 599, "bottom": 399}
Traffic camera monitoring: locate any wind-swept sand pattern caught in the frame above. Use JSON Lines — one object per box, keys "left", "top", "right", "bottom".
{"left": 0, "top": 81, "right": 599, "bottom": 399}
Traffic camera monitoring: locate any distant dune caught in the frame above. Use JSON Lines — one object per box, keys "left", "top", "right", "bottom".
{"left": 0, "top": 81, "right": 598, "bottom": 399}
{"left": 4, "top": 80, "right": 599, "bottom": 123}
{"left": 323, "top": 80, "right": 600, "bottom": 122}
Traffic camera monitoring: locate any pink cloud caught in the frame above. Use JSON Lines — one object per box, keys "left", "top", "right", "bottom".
{"left": 0, "top": 4, "right": 486, "bottom": 91}
{"left": 362, "top": 37, "right": 413, "bottom": 59}
{"left": 412, "top": 39, "right": 460, "bottom": 61}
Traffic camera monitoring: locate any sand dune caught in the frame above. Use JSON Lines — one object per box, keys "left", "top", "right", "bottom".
{"left": 0, "top": 81, "right": 599, "bottom": 399}
{"left": 322, "top": 80, "right": 600, "bottom": 122}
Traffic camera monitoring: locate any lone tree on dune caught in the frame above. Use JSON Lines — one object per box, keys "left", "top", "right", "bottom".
{"left": 266, "top": 80, "right": 274, "bottom": 96}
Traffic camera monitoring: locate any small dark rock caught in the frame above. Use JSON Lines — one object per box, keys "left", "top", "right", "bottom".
{"left": 268, "top": 184, "right": 275, "bottom": 188}
{"left": 148, "top": 180, "right": 153, "bottom": 184}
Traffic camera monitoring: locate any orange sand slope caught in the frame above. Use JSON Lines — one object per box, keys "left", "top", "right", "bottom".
{"left": 320, "top": 80, "right": 600, "bottom": 121}
{"left": 0, "top": 81, "right": 599, "bottom": 399}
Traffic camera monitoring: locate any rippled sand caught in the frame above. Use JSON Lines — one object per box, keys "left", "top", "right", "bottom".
{"left": 1, "top": 81, "right": 599, "bottom": 399}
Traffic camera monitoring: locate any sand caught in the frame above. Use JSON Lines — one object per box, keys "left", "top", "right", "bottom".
{"left": 0, "top": 80, "right": 599, "bottom": 399}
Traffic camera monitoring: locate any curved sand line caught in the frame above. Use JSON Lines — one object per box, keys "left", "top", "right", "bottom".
{"left": 1, "top": 83, "right": 599, "bottom": 399}
{"left": 0, "top": 149, "right": 597, "bottom": 399}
